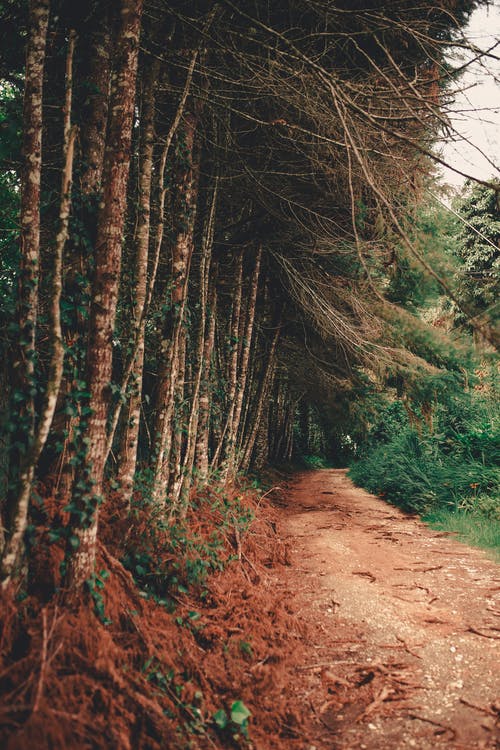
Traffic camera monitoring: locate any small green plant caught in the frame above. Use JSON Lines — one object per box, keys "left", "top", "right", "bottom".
{"left": 142, "top": 658, "right": 210, "bottom": 739}
{"left": 213, "top": 700, "right": 251, "bottom": 740}
{"left": 86, "top": 569, "right": 111, "bottom": 625}
{"left": 238, "top": 640, "right": 253, "bottom": 658}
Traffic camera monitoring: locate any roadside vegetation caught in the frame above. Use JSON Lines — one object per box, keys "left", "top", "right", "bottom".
{"left": 348, "top": 182, "right": 500, "bottom": 558}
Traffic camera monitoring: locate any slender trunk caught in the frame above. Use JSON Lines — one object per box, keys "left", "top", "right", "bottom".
{"left": 116, "top": 59, "right": 157, "bottom": 508}
{"left": 37, "top": 31, "right": 76, "bottom": 453}
{"left": 225, "top": 245, "right": 261, "bottom": 478}
{"left": 218, "top": 251, "right": 244, "bottom": 476}
{"left": 268, "top": 377, "right": 280, "bottom": 461}
{"left": 240, "top": 320, "right": 282, "bottom": 472}
{"left": 209, "top": 324, "right": 226, "bottom": 470}
{"left": 285, "top": 399, "right": 295, "bottom": 462}
{"left": 235, "top": 331, "right": 257, "bottom": 458}
{"left": 103, "top": 48, "right": 199, "bottom": 463}
{"left": 272, "top": 379, "right": 293, "bottom": 462}
{"left": 0, "top": 0, "right": 50, "bottom": 585}
{"left": 168, "top": 329, "right": 187, "bottom": 505}
{"left": 65, "top": 0, "right": 143, "bottom": 594}
{"left": 286, "top": 396, "right": 295, "bottom": 461}
{"left": 194, "top": 267, "right": 217, "bottom": 482}
{"left": 152, "top": 111, "right": 199, "bottom": 504}
{"left": 180, "top": 178, "right": 218, "bottom": 503}
{"left": 253, "top": 403, "right": 269, "bottom": 471}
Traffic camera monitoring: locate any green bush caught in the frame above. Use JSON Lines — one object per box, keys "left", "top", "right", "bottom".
{"left": 349, "top": 390, "right": 500, "bottom": 517}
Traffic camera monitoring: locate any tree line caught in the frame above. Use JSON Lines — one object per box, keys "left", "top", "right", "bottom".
{"left": 0, "top": 0, "right": 496, "bottom": 595}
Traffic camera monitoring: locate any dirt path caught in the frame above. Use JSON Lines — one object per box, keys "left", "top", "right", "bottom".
{"left": 275, "top": 469, "right": 500, "bottom": 749}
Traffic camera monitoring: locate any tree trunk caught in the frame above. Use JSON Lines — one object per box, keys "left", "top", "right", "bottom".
{"left": 152, "top": 110, "right": 199, "bottom": 505}
{"left": 65, "top": 0, "right": 143, "bottom": 594}
{"left": 252, "top": 403, "right": 269, "bottom": 471}
{"left": 240, "top": 319, "right": 282, "bottom": 472}
{"left": 0, "top": 0, "right": 50, "bottom": 586}
{"left": 102, "top": 48, "right": 199, "bottom": 466}
{"left": 168, "top": 328, "right": 187, "bottom": 506}
{"left": 179, "top": 177, "right": 219, "bottom": 505}
{"left": 218, "top": 251, "right": 244, "bottom": 477}
{"left": 116, "top": 59, "right": 158, "bottom": 509}
{"left": 52, "top": 8, "right": 112, "bottom": 503}
{"left": 285, "top": 399, "right": 296, "bottom": 461}
{"left": 194, "top": 265, "right": 218, "bottom": 482}
{"left": 225, "top": 245, "right": 261, "bottom": 478}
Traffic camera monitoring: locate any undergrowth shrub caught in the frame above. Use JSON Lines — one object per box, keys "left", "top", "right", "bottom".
{"left": 121, "top": 482, "right": 254, "bottom": 607}
{"left": 349, "top": 387, "right": 500, "bottom": 517}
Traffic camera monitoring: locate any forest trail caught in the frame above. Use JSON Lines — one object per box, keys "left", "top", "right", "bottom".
{"left": 275, "top": 469, "right": 500, "bottom": 749}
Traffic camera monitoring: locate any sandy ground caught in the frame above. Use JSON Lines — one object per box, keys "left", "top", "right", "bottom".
{"left": 274, "top": 469, "right": 500, "bottom": 749}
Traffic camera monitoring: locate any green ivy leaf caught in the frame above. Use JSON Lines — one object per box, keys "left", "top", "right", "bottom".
{"left": 213, "top": 709, "right": 228, "bottom": 729}
{"left": 230, "top": 700, "right": 251, "bottom": 726}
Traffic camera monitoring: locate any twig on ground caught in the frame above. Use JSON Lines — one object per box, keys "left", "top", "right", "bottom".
{"left": 459, "top": 697, "right": 496, "bottom": 716}
{"left": 352, "top": 570, "right": 376, "bottom": 582}
{"left": 296, "top": 661, "right": 355, "bottom": 671}
{"left": 409, "top": 713, "right": 456, "bottom": 739}
{"left": 395, "top": 635, "right": 422, "bottom": 659}
{"left": 467, "top": 626, "right": 500, "bottom": 640}
{"left": 394, "top": 566, "right": 443, "bottom": 573}
{"left": 256, "top": 486, "right": 283, "bottom": 509}
{"left": 32, "top": 609, "right": 48, "bottom": 713}
{"left": 356, "top": 684, "right": 394, "bottom": 721}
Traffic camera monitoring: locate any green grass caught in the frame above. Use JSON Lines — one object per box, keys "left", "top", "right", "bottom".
{"left": 422, "top": 509, "right": 500, "bottom": 562}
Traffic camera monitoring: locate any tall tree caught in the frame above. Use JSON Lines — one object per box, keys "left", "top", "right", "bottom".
{"left": 1, "top": 0, "right": 50, "bottom": 585}
{"left": 453, "top": 181, "right": 500, "bottom": 344}
{"left": 65, "top": 0, "right": 143, "bottom": 593}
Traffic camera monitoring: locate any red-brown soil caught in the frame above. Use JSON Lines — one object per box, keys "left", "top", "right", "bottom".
{"left": 1, "top": 470, "right": 498, "bottom": 749}
{"left": 274, "top": 469, "right": 500, "bottom": 749}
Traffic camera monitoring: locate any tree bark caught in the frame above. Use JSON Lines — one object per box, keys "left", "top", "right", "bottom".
{"left": 240, "top": 319, "right": 282, "bottom": 472}
{"left": 168, "top": 327, "right": 187, "bottom": 506}
{"left": 218, "top": 250, "right": 244, "bottom": 477}
{"left": 152, "top": 110, "right": 199, "bottom": 505}
{"left": 0, "top": 0, "right": 50, "bottom": 586}
{"left": 179, "top": 177, "right": 219, "bottom": 507}
{"left": 65, "top": 0, "right": 143, "bottom": 594}
{"left": 194, "top": 264, "right": 218, "bottom": 482}
{"left": 116, "top": 58, "right": 158, "bottom": 508}
{"left": 225, "top": 245, "right": 261, "bottom": 478}
{"left": 102, "top": 48, "right": 199, "bottom": 465}
{"left": 52, "top": 8, "right": 112, "bottom": 502}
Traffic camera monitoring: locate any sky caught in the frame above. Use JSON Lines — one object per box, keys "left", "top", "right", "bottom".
{"left": 439, "top": 1, "right": 500, "bottom": 189}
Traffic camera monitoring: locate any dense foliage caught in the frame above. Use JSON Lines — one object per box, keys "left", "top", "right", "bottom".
{"left": 349, "top": 378, "right": 499, "bottom": 516}
{"left": 453, "top": 181, "right": 500, "bottom": 337}
{"left": 348, "top": 185, "right": 499, "bottom": 534}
